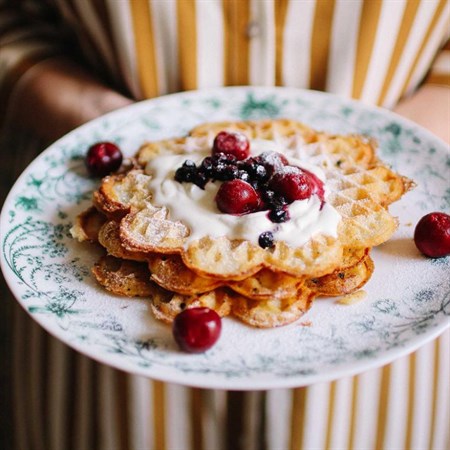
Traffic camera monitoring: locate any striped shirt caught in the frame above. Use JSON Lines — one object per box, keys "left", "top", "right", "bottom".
{"left": 1, "top": 1, "right": 449, "bottom": 450}
{"left": 1, "top": 0, "right": 449, "bottom": 110}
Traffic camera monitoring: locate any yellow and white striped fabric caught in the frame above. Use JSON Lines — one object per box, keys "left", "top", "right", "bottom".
{"left": 2, "top": 1, "right": 450, "bottom": 449}
{"left": 1, "top": 0, "right": 449, "bottom": 108}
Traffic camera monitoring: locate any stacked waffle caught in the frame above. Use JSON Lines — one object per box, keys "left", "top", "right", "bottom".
{"left": 72, "top": 119, "right": 412, "bottom": 328}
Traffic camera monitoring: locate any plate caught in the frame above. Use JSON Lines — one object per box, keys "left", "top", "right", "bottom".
{"left": 1, "top": 87, "right": 449, "bottom": 390}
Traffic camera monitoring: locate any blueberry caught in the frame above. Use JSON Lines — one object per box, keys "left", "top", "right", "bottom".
{"left": 258, "top": 231, "right": 275, "bottom": 249}
{"left": 193, "top": 171, "right": 208, "bottom": 189}
{"left": 175, "top": 159, "right": 199, "bottom": 183}
{"left": 175, "top": 166, "right": 196, "bottom": 183}
{"left": 201, "top": 156, "right": 214, "bottom": 174}
{"left": 254, "top": 164, "right": 268, "bottom": 180}
{"left": 250, "top": 179, "right": 260, "bottom": 190}
{"left": 262, "top": 189, "right": 275, "bottom": 202}
{"left": 237, "top": 170, "right": 251, "bottom": 182}
{"left": 183, "top": 159, "right": 196, "bottom": 168}
{"left": 213, "top": 153, "right": 237, "bottom": 165}
{"left": 270, "top": 195, "right": 288, "bottom": 209}
{"left": 268, "top": 206, "right": 290, "bottom": 223}
{"left": 213, "top": 164, "right": 238, "bottom": 181}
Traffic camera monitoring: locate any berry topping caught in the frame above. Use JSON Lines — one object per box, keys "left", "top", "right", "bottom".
{"left": 175, "top": 160, "right": 209, "bottom": 188}
{"left": 85, "top": 142, "right": 123, "bottom": 177}
{"left": 175, "top": 160, "right": 197, "bottom": 182}
{"left": 269, "top": 169, "right": 313, "bottom": 202}
{"left": 173, "top": 134, "right": 326, "bottom": 224}
{"left": 236, "top": 170, "right": 251, "bottom": 183}
{"left": 258, "top": 231, "right": 275, "bottom": 249}
{"left": 172, "top": 307, "right": 222, "bottom": 353}
{"left": 414, "top": 212, "right": 450, "bottom": 258}
{"left": 212, "top": 131, "right": 250, "bottom": 160}
{"left": 216, "top": 179, "right": 261, "bottom": 215}
{"left": 268, "top": 205, "right": 290, "bottom": 223}
{"left": 214, "top": 163, "right": 239, "bottom": 181}
{"left": 303, "top": 169, "right": 325, "bottom": 204}
{"left": 259, "top": 151, "right": 289, "bottom": 176}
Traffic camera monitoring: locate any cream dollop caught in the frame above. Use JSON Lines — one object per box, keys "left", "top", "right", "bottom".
{"left": 144, "top": 140, "right": 341, "bottom": 248}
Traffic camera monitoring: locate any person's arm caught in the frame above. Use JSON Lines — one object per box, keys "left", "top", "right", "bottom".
{"left": 0, "top": 1, "right": 132, "bottom": 143}
{"left": 393, "top": 40, "right": 450, "bottom": 144}
{"left": 9, "top": 57, "right": 133, "bottom": 142}
{"left": 393, "top": 85, "right": 449, "bottom": 144}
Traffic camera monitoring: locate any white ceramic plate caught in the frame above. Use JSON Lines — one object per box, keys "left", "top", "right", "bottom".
{"left": 1, "top": 87, "right": 449, "bottom": 390}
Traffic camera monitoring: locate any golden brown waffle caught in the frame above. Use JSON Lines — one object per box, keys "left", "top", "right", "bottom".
{"left": 149, "top": 286, "right": 233, "bottom": 324}
{"left": 148, "top": 253, "right": 223, "bottom": 295}
{"left": 72, "top": 118, "right": 413, "bottom": 328}
{"left": 149, "top": 283, "right": 314, "bottom": 328}
{"left": 326, "top": 164, "right": 414, "bottom": 208}
{"left": 119, "top": 120, "right": 409, "bottom": 280}
{"left": 92, "top": 255, "right": 153, "bottom": 297}
{"left": 93, "top": 170, "right": 152, "bottom": 220}
{"left": 228, "top": 269, "right": 302, "bottom": 301}
{"left": 70, "top": 206, "right": 106, "bottom": 243}
{"left": 307, "top": 253, "right": 374, "bottom": 296}
{"left": 230, "top": 285, "right": 315, "bottom": 328}
{"left": 146, "top": 247, "right": 370, "bottom": 300}
{"left": 137, "top": 119, "right": 378, "bottom": 171}
{"left": 98, "top": 220, "right": 149, "bottom": 262}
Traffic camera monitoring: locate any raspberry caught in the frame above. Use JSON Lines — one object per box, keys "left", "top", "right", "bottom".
{"left": 215, "top": 179, "right": 261, "bottom": 215}
{"left": 414, "top": 212, "right": 450, "bottom": 258}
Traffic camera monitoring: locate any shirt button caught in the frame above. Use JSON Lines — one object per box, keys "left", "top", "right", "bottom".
{"left": 246, "top": 21, "right": 261, "bottom": 39}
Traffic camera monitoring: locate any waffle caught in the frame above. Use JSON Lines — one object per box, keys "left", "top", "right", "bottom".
{"left": 98, "top": 220, "right": 149, "bottom": 262}
{"left": 92, "top": 255, "right": 153, "bottom": 297}
{"left": 147, "top": 247, "right": 371, "bottom": 300}
{"left": 307, "top": 252, "right": 374, "bottom": 296}
{"left": 138, "top": 119, "right": 377, "bottom": 170}
{"left": 72, "top": 119, "right": 412, "bottom": 328}
{"left": 121, "top": 126, "right": 405, "bottom": 279}
{"left": 93, "top": 170, "right": 152, "bottom": 220}
{"left": 150, "top": 286, "right": 233, "bottom": 324}
{"left": 148, "top": 253, "right": 223, "bottom": 294}
{"left": 71, "top": 206, "right": 106, "bottom": 243}
{"left": 230, "top": 285, "right": 316, "bottom": 328}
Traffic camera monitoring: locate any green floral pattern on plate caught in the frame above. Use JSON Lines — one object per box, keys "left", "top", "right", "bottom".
{"left": 1, "top": 87, "right": 449, "bottom": 389}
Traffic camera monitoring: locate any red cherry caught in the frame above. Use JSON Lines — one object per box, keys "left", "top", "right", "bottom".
{"left": 172, "top": 307, "right": 222, "bottom": 353}
{"left": 302, "top": 168, "right": 325, "bottom": 203}
{"left": 269, "top": 168, "right": 313, "bottom": 203}
{"left": 259, "top": 151, "right": 289, "bottom": 176}
{"left": 414, "top": 212, "right": 450, "bottom": 258}
{"left": 215, "top": 179, "right": 261, "bottom": 215}
{"left": 212, "top": 131, "right": 250, "bottom": 160}
{"left": 85, "top": 142, "right": 123, "bottom": 177}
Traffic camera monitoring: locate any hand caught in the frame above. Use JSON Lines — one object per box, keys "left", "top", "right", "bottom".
{"left": 393, "top": 85, "right": 450, "bottom": 144}
{"left": 9, "top": 57, "right": 134, "bottom": 143}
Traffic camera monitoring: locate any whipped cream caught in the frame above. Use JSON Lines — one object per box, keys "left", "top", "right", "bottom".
{"left": 144, "top": 140, "right": 341, "bottom": 248}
